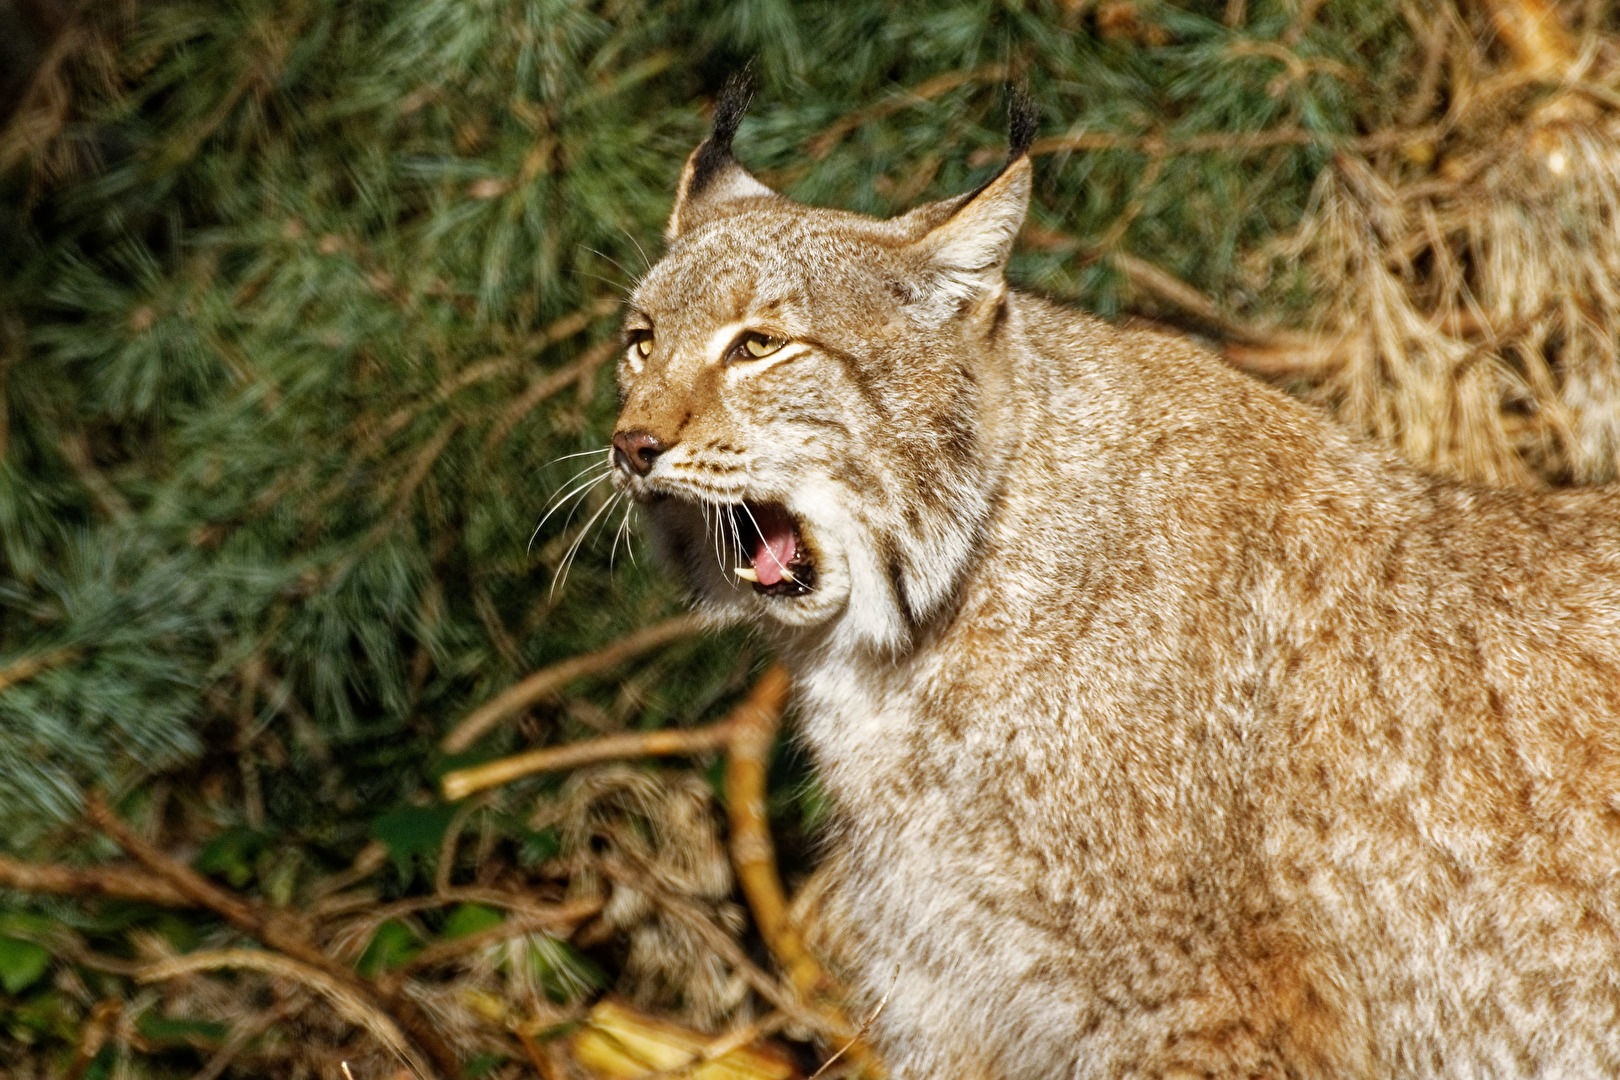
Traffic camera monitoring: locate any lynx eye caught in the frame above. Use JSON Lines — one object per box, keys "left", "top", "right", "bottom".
{"left": 736, "top": 331, "right": 785, "bottom": 360}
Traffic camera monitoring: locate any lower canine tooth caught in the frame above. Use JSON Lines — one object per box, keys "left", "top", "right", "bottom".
{"left": 734, "top": 567, "right": 760, "bottom": 582}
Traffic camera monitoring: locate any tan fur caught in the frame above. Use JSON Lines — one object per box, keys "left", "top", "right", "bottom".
{"left": 611, "top": 127, "right": 1620, "bottom": 1078}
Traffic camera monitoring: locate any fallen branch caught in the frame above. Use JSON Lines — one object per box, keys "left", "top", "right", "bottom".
{"left": 85, "top": 793, "right": 460, "bottom": 1080}
{"left": 445, "top": 665, "right": 883, "bottom": 1073}
{"left": 720, "top": 666, "right": 808, "bottom": 990}
{"left": 441, "top": 612, "right": 709, "bottom": 754}
{"left": 0, "top": 852, "right": 190, "bottom": 907}
{"left": 722, "top": 670, "right": 883, "bottom": 1078}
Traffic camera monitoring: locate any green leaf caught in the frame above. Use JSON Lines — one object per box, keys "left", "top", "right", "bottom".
{"left": 529, "top": 938, "right": 606, "bottom": 1004}
{"left": 357, "top": 919, "right": 421, "bottom": 977}
{"left": 442, "top": 903, "right": 504, "bottom": 940}
{"left": 369, "top": 803, "right": 459, "bottom": 877}
{"left": 136, "top": 1013, "right": 230, "bottom": 1047}
{"left": 0, "top": 936, "right": 51, "bottom": 994}
{"left": 516, "top": 826, "right": 561, "bottom": 869}
{"left": 463, "top": 1052, "right": 508, "bottom": 1078}
{"left": 194, "top": 827, "right": 269, "bottom": 889}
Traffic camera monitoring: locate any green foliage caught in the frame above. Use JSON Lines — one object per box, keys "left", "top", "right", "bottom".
{"left": 0, "top": 1, "right": 1443, "bottom": 1070}
{"left": 0, "top": 0, "right": 1423, "bottom": 840}
{"left": 358, "top": 918, "right": 423, "bottom": 976}
{"left": 370, "top": 802, "right": 459, "bottom": 878}
{"left": 442, "top": 902, "right": 506, "bottom": 939}
{"left": 0, "top": 936, "right": 52, "bottom": 995}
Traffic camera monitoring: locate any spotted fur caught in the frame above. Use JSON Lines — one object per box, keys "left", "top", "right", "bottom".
{"left": 612, "top": 105, "right": 1620, "bottom": 1079}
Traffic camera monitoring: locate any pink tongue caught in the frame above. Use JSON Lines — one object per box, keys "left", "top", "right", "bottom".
{"left": 749, "top": 504, "right": 798, "bottom": 587}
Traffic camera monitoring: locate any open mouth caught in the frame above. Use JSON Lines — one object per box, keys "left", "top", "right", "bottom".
{"left": 728, "top": 502, "right": 815, "bottom": 597}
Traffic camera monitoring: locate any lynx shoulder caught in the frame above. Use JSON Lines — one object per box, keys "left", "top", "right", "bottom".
{"left": 610, "top": 86, "right": 1620, "bottom": 1080}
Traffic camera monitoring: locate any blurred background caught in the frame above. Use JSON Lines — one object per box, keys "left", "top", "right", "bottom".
{"left": 1, "top": 1, "right": 1617, "bottom": 1077}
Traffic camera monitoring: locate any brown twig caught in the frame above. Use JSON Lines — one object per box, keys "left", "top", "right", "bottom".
{"left": 1109, "top": 253, "right": 1330, "bottom": 377}
{"left": 84, "top": 793, "right": 460, "bottom": 1080}
{"left": 0, "top": 851, "right": 191, "bottom": 906}
{"left": 189, "top": 1000, "right": 300, "bottom": 1080}
{"left": 596, "top": 856, "right": 842, "bottom": 1041}
{"left": 0, "top": 645, "right": 81, "bottom": 693}
{"left": 723, "top": 667, "right": 884, "bottom": 1076}
{"left": 59, "top": 433, "right": 131, "bottom": 522}
{"left": 719, "top": 667, "right": 805, "bottom": 989}
{"left": 62, "top": 998, "right": 122, "bottom": 1080}
{"left": 441, "top": 612, "right": 709, "bottom": 754}
{"left": 516, "top": 1026, "right": 567, "bottom": 1080}
{"left": 442, "top": 724, "right": 735, "bottom": 801}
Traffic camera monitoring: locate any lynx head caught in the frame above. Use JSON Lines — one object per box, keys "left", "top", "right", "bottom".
{"left": 614, "top": 81, "right": 1036, "bottom": 654}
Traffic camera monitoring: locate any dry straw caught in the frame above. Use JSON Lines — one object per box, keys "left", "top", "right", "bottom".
{"left": 1271, "top": 0, "right": 1620, "bottom": 487}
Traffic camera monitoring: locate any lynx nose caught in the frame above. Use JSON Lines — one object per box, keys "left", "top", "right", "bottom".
{"left": 613, "top": 429, "right": 667, "bottom": 476}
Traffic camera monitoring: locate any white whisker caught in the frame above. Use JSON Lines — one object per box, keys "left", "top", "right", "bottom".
{"left": 543, "top": 446, "right": 613, "bottom": 469}
{"left": 530, "top": 466, "right": 613, "bottom": 553}
{"left": 553, "top": 490, "right": 624, "bottom": 597}
{"left": 610, "top": 498, "right": 637, "bottom": 570}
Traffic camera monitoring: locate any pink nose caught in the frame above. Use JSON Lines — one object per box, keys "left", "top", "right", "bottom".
{"left": 613, "top": 430, "right": 666, "bottom": 476}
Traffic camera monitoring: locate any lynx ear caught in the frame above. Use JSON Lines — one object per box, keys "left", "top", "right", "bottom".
{"left": 914, "top": 158, "right": 1031, "bottom": 301}
{"left": 911, "top": 92, "right": 1036, "bottom": 305}
{"left": 666, "top": 69, "right": 776, "bottom": 241}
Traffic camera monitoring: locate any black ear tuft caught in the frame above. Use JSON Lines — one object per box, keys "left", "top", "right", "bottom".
{"left": 1007, "top": 86, "right": 1038, "bottom": 160}
{"left": 688, "top": 62, "right": 757, "bottom": 197}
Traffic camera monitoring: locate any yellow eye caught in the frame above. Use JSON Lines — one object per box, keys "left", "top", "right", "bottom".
{"left": 633, "top": 335, "right": 652, "bottom": 358}
{"left": 741, "top": 332, "right": 784, "bottom": 359}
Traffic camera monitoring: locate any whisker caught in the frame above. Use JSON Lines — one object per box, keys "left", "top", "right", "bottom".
{"left": 530, "top": 467, "right": 613, "bottom": 553}
{"left": 544, "top": 446, "right": 613, "bottom": 469}
{"left": 615, "top": 224, "right": 653, "bottom": 276}
{"left": 724, "top": 502, "right": 746, "bottom": 590}
{"left": 553, "top": 489, "right": 623, "bottom": 597}
{"left": 567, "top": 268, "right": 631, "bottom": 299}
{"left": 619, "top": 502, "right": 638, "bottom": 566}
{"left": 538, "top": 463, "right": 614, "bottom": 521}
{"left": 582, "top": 245, "right": 638, "bottom": 285}
{"left": 705, "top": 500, "right": 726, "bottom": 581}
{"left": 610, "top": 497, "right": 636, "bottom": 570}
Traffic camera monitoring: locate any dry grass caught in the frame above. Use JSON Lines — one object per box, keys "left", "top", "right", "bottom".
{"left": 1259, "top": 0, "right": 1620, "bottom": 487}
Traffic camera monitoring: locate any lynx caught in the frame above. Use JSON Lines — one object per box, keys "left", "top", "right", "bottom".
{"left": 610, "top": 83, "right": 1620, "bottom": 1079}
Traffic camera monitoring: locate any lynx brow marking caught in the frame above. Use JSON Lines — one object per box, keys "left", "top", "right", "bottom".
{"left": 725, "top": 342, "right": 809, "bottom": 377}
{"left": 702, "top": 322, "right": 745, "bottom": 364}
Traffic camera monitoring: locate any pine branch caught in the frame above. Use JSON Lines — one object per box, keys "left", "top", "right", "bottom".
{"left": 0, "top": 646, "right": 80, "bottom": 693}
